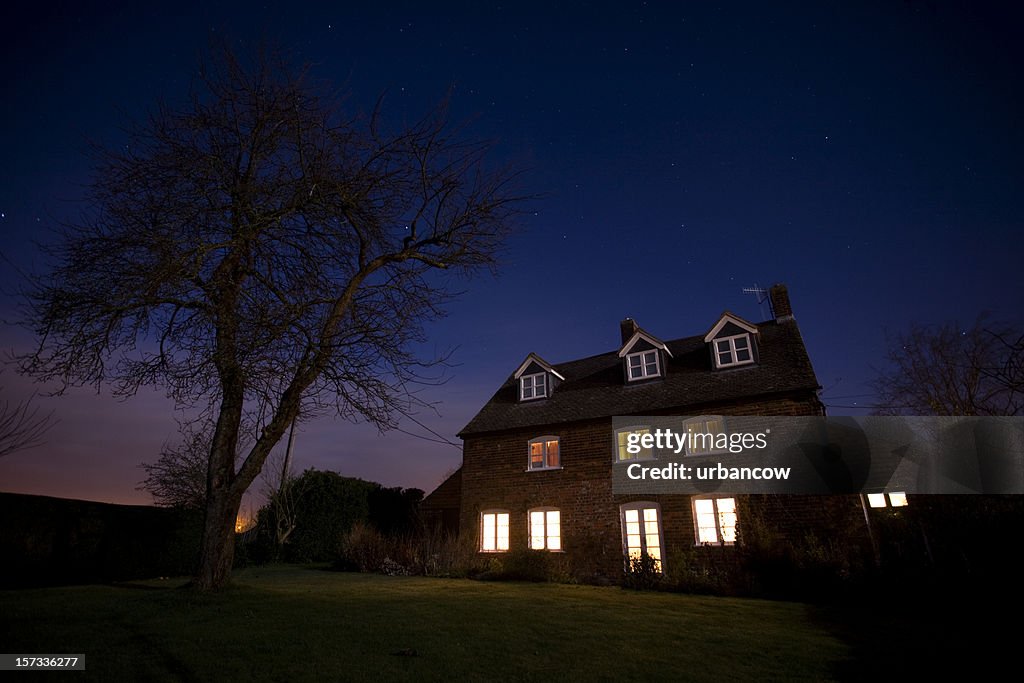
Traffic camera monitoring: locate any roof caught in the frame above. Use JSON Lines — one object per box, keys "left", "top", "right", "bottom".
{"left": 459, "top": 319, "right": 820, "bottom": 437}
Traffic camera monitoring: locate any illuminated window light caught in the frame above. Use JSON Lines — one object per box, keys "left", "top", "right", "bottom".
{"left": 888, "top": 492, "right": 908, "bottom": 507}
{"left": 866, "top": 493, "right": 887, "bottom": 508}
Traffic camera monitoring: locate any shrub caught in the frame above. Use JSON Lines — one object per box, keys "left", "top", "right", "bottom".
{"left": 622, "top": 553, "right": 662, "bottom": 591}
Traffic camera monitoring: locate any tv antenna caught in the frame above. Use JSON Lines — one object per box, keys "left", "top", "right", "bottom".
{"left": 742, "top": 284, "right": 772, "bottom": 320}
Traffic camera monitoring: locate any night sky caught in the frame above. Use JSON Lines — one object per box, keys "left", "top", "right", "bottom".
{"left": 1, "top": 1, "right": 1021, "bottom": 507}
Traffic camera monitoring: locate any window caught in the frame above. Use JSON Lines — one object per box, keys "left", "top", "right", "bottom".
{"left": 626, "top": 349, "right": 660, "bottom": 380}
{"left": 529, "top": 508, "right": 561, "bottom": 551}
{"left": 693, "top": 497, "right": 737, "bottom": 545}
{"left": 714, "top": 334, "right": 753, "bottom": 368}
{"left": 520, "top": 372, "right": 547, "bottom": 400}
{"left": 867, "top": 492, "right": 908, "bottom": 508}
{"left": 480, "top": 511, "right": 510, "bottom": 552}
{"left": 620, "top": 502, "right": 663, "bottom": 571}
{"left": 683, "top": 416, "right": 727, "bottom": 456}
{"left": 528, "top": 436, "right": 560, "bottom": 470}
{"left": 615, "top": 426, "right": 654, "bottom": 462}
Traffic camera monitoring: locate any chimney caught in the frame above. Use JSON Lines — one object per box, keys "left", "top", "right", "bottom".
{"left": 620, "top": 318, "right": 639, "bottom": 344}
{"left": 768, "top": 284, "right": 794, "bottom": 322}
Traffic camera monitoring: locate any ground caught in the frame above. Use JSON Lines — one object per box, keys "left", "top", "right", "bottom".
{"left": 0, "top": 565, "right": 1004, "bottom": 681}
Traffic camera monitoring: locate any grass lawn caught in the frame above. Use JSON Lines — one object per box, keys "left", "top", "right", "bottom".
{"left": 2, "top": 565, "right": 850, "bottom": 681}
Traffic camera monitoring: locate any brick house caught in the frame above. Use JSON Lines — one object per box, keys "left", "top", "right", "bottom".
{"left": 423, "top": 284, "right": 874, "bottom": 581}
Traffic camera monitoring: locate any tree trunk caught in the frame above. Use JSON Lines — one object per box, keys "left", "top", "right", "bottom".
{"left": 193, "top": 483, "right": 243, "bottom": 590}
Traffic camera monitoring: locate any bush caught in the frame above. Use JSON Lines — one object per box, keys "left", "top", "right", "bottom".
{"left": 622, "top": 553, "right": 662, "bottom": 591}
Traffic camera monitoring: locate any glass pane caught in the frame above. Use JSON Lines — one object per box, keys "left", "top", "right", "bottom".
{"left": 482, "top": 514, "right": 495, "bottom": 551}
{"left": 530, "top": 442, "right": 543, "bottom": 467}
{"left": 497, "top": 513, "right": 509, "bottom": 551}
{"left": 698, "top": 523, "right": 718, "bottom": 544}
{"left": 617, "top": 431, "right": 632, "bottom": 461}
{"left": 717, "top": 340, "right": 730, "bottom": 352}
{"left": 720, "top": 513, "right": 737, "bottom": 543}
{"left": 734, "top": 336, "right": 749, "bottom": 350}
{"left": 627, "top": 535, "right": 642, "bottom": 552}
{"left": 625, "top": 509, "right": 639, "bottom": 523}
{"left": 718, "top": 351, "right": 732, "bottom": 365}
{"left": 535, "top": 375, "right": 546, "bottom": 396}
{"left": 629, "top": 355, "right": 642, "bottom": 369}
{"left": 695, "top": 499, "right": 714, "bottom": 514}
{"left": 717, "top": 498, "right": 735, "bottom": 512}
{"left": 547, "top": 440, "right": 559, "bottom": 467}
{"left": 888, "top": 492, "right": 908, "bottom": 507}
{"left": 736, "top": 348, "right": 751, "bottom": 362}
{"left": 643, "top": 508, "right": 658, "bottom": 523}
{"left": 867, "top": 493, "right": 887, "bottom": 508}
{"left": 626, "top": 520, "right": 640, "bottom": 536}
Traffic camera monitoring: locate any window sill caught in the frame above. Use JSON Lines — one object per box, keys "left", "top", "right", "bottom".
{"left": 525, "top": 466, "right": 564, "bottom": 472}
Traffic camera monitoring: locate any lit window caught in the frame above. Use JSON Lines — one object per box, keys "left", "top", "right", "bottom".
{"left": 866, "top": 493, "right": 887, "bottom": 508}
{"left": 683, "top": 416, "right": 727, "bottom": 455}
{"left": 714, "top": 334, "right": 753, "bottom": 368}
{"left": 620, "top": 502, "right": 663, "bottom": 571}
{"left": 481, "top": 511, "right": 510, "bottom": 552}
{"left": 520, "top": 373, "right": 547, "bottom": 401}
{"left": 867, "top": 492, "right": 908, "bottom": 508}
{"left": 529, "top": 508, "right": 561, "bottom": 551}
{"left": 694, "top": 497, "right": 737, "bottom": 545}
{"left": 528, "top": 436, "right": 560, "bottom": 470}
{"left": 626, "top": 350, "right": 660, "bottom": 380}
{"left": 615, "top": 426, "right": 653, "bottom": 462}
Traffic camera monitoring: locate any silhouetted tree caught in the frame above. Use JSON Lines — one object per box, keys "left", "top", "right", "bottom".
{"left": 0, "top": 381, "right": 54, "bottom": 457}
{"left": 18, "top": 44, "right": 522, "bottom": 589}
{"left": 138, "top": 420, "right": 215, "bottom": 509}
{"left": 871, "top": 317, "right": 1023, "bottom": 416}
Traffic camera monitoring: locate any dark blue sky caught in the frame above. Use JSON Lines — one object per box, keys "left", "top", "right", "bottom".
{"left": 1, "top": 1, "right": 1021, "bottom": 505}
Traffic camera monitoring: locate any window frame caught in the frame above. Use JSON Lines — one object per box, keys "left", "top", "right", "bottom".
{"left": 619, "top": 501, "right": 664, "bottom": 572}
{"left": 713, "top": 334, "right": 754, "bottom": 369}
{"left": 626, "top": 349, "right": 661, "bottom": 381}
{"left": 527, "top": 436, "right": 561, "bottom": 471}
{"left": 692, "top": 496, "right": 738, "bottom": 546}
{"left": 519, "top": 372, "right": 548, "bottom": 401}
{"left": 614, "top": 425, "right": 655, "bottom": 462}
{"left": 480, "top": 509, "right": 510, "bottom": 553}
{"left": 528, "top": 507, "right": 562, "bottom": 551}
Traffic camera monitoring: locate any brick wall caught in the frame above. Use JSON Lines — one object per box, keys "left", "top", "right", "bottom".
{"left": 460, "top": 391, "right": 843, "bottom": 581}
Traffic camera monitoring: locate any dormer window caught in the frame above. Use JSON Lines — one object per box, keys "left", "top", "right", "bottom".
{"left": 626, "top": 350, "right": 660, "bottom": 380}
{"left": 714, "top": 334, "right": 753, "bottom": 368}
{"left": 617, "top": 326, "right": 672, "bottom": 383}
{"left": 704, "top": 313, "right": 758, "bottom": 370}
{"left": 513, "top": 353, "right": 565, "bottom": 403}
{"left": 520, "top": 372, "right": 547, "bottom": 400}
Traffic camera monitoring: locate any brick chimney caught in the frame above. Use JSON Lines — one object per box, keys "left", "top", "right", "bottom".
{"left": 768, "top": 284, "right": 794, "bottom": 322}
{"left": 620, "top": 318, "right": 639, "bottom": 344}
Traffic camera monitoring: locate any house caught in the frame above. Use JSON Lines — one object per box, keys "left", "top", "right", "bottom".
{"left": 423, "top": 284, "right": 874, "bottom": 581}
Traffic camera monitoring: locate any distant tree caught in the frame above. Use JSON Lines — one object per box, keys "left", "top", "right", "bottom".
{"left": 257, "top": 468, "right": 377, "bottom": 562}
{"left": 17, "top": 44, "right": 522, "bottom": 590}
{"left": 138, "top": 421, "right": 214, "bottom": 509}
{"left": 0, "top": 382, "right": 54, "bottom": 457}
{"left": 871, "top": 317, "right": 1023, "bottom": 416}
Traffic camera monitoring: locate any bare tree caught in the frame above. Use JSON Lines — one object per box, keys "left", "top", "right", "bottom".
{"left": 0, "top": 383, "right": 55, "bottom": 457}
{"left": 871, "top": 317, "right": 1024, "bottom": 416}
{"left": 138, "top": 420, "right": 214, "bottom": 509}
{"left": 17, "top": 45, "right": 523, "bottom": 589}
